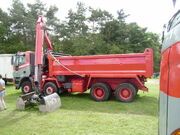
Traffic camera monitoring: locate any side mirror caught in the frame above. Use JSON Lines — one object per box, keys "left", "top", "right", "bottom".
{"left": 161, "top": 24, "right": 166, "bottom": 43}
{"left": 11, "top": 56, "right": 14, "bottom": 65}
{"left": 15, "top": 66, "right": 19, "bottom": 71}
{"left": 13, "top": 54, "right": 19, "bottom": 66}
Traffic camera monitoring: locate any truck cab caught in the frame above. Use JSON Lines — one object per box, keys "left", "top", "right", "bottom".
{"left": 12, "top": 51, "right": 35, "bottom": 94}
{"left": 160, "top": 10, "right": 180, "bottom": 135}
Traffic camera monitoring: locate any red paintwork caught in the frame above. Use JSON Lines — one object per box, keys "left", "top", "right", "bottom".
{"left": 160, "top": 48, "right": 170, "bottom": 95}
{"left": 160, "top": 42, "right": 180, "bottom": 98}
{"left": 48, "top": 48, "right": 153, "bottom": 78}
{"left": 44, "top": 48, "right": 153, "bottom": 92}
{"left": 71, "top": 79, "right": 85, "bottom": 92}
{"left": 35, "top": 16, "right": 53, "bottom": 66}
{"left": 41, "top": 77, "right": 61, "bottom": 89}
{"left": 35, "top": 17, "right": 44, "bottom": 67}
{"left": 34, "top": 16, "right": 53, "bottom": 83}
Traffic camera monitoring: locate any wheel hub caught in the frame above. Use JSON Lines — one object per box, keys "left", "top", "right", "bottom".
{"left": 94, "top": 88, "right": 105, "bottom": 98}
{"left": 120, "top": 88, "right": 132, "bottom": 99}
{"left": 24, "top": 86, "right": 30, "bottom": 93}
{"left": 97, "top": 89, "right": 103, "bottom": 96}
{"left": 46, "top": 87, "right": 54, "bottom": 95}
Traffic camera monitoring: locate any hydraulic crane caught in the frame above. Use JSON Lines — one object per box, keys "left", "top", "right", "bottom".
{"left": 16, "top": 16, "right": 61, "bottom": 113}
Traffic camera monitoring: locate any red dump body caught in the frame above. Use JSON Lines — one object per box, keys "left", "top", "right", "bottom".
{"left": 48, "top": 48, "right": 153, "bottom": 79}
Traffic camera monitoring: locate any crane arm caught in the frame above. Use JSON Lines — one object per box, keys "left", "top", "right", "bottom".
{"left": 34, "top": 16, "right": 53, "bottom": 89}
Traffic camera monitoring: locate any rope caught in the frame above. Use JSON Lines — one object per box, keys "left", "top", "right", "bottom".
{"left": 49, "top": 52, "right": 84, "bottom": 77}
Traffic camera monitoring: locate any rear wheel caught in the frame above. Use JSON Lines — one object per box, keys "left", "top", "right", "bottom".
{"left": 115, "top": 83, "right": 137, "bottom": 102}
{"left": 21, "top": 81, "right": 32, "bottom": 94}
{"left": 90, "top": 83, "right": 111, "bottom": 101}
{"left": 44, "top": 82, "right": 58, "bottom": 95}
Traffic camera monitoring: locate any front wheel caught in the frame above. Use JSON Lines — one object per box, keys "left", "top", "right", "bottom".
{"left": 21, "top": 81, "right": 33, "bottom": 94}
{"left": 115, "top": 83, "right": 137, "bottom": 102}
{"left": 43, "top": 82, "right": 58, "bottom": 95}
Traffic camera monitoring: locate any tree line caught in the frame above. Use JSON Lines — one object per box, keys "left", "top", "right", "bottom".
{"left": 0, "top": 0, "right": 160, "bottom": 72}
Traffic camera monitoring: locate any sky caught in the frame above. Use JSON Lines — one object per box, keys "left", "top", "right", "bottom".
{"left": 0, "top": 0, "right": 178, "bottom": 34}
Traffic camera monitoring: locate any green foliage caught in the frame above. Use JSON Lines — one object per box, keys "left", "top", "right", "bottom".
{"left": 88, "top": 8, "right": 113, "bottom": 32}
{"left": 0, "top": 0, "right": 161, "bottom": 71}
{"left": 65, "top": 2, "right": 88, "bottom": 38}
{"left": 117, "top": 9, "right": 129, "bottom": 22}
{"left": 8, "top": 0, "right": 60, "bottom": 48}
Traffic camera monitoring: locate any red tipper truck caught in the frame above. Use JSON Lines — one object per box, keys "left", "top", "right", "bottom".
{"left": 12, "top": 16, "right": 154, "bottom": 102}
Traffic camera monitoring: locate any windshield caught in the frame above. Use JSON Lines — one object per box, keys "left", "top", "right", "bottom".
{"left": 14, "top": 54, "right": 26, "bottom": 66}
{"left": 167, "top": 10, "right": 180, "bottom": 32}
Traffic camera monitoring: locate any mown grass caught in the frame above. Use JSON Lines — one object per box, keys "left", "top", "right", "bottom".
{"left": 0, "top": 79, "right": 159, "bottom": 135}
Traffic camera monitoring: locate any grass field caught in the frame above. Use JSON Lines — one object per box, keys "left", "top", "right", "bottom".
{"left": 0, "top": 79, "right": 159, "bottom": 135}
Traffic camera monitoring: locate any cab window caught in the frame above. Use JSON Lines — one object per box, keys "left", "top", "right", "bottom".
{"left": 167, "top": 10, "right": 180, "bottom": 32}
{"left": 14, "top": 55, "right": 26, "bottom": 66}
{"left": 18, "top": 55, "right": 26, "bottom": 65}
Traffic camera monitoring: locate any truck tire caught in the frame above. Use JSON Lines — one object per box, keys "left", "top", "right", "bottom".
{"left": 90, "top": 83, "right": 111, "bottom": 101}
{"left": 44, "top": 82, "right": 58, "bottom": 95}
{"left": 115, "top": 83, "right": 137, "bottom": 102}
{"left": 21, "top": 81, "right": 33, "bottom": 94}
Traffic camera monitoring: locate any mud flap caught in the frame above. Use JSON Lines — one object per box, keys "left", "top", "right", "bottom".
{"left": 39, "top": 93, "right": 61, "bottom": 113}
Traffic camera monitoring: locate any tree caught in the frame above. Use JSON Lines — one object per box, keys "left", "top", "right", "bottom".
{"left": 0, "top": 0, "right": 161, "bottom": 71}
{"left": 117, "top": 9, "right": 129, "bottom": 22}
{"left": 101, "top": 20, "right": 128, "bottom": 45}
{"left": 25, "top": 0, "right": 46, "bottom": 46}
{"left": 8, "top": 0, "right": 61, "bottom": 50}
{"left": 9, "top": 0, "right": 27, "bottom": 46}
{"left": 0, "top": 8, "right": 10, "bottom": 44}
{"left": 66, "top": 2, "right": 88, "bottom": 37}
{"left": 46, "top": 5, "right": 60, "bottom": 34}
{"left": 88, "top": 8, "right": 113, "bottom": 33}
{"left": 0, "top": 8, "right": 26, "bottom": 54}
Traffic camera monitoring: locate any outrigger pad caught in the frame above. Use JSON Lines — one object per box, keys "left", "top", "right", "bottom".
{"left": 39, "top": 93, "right": 61, "bottom": 113}
{"left": 16, "top": 97, "right": 26, "bottom": 110}
{"left": 16, "top": 92, "right": 35, "bottom": 110}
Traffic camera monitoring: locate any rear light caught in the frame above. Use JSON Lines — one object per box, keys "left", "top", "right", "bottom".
{"left": 171, "top": 129, "right": 180, "bottom": 135}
